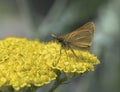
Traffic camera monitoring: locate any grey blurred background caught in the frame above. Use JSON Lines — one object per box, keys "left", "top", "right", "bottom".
{"left": 0, "top": 0, "right": 120, "bottom": 92}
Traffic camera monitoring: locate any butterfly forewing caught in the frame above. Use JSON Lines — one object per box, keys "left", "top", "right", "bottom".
{"left": 58, "top": 22, "right": 94, "bottom": 50}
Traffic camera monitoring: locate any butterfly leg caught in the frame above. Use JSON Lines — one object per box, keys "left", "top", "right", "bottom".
{"left": 64, "top": 49, "right": 69, "bottom": 62}
{"left": 58, "top": 47, "right": 62, "bottom": 61}
{"left": 69, "top": 46, "right": 78, "bottom": 58}
{"left": 53, "top": 47, "right": 62, "bottom": 66}
{"left": 59, "top": 47, "right": 69, "bottom": 62}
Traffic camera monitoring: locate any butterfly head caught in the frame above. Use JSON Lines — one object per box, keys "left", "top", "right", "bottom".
{"left": 51, "top": 33, "right": 64, "bottom": 43}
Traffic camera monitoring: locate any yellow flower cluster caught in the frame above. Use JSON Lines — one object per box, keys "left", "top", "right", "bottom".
{"left": 0, "top": 37, "right": 100, "bottom": 90}
{"left": 0, "top": 37, "right": 57, "bottom": 90}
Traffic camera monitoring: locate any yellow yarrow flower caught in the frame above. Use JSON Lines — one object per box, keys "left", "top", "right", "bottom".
{"left": 0, "top": 37, "right": 100, "bottom": 90}
{"left": 0, "top": 37, "right": 57, "bottom": 90}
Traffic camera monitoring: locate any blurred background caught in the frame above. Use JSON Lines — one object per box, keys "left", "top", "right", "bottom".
{"left": 0, "top": 0, "right": 120, "bottom": 92}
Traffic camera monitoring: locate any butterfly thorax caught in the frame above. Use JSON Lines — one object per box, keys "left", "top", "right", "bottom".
{"left": 51, "top": 34, "right": 70, "bottom": 49}
{"left": 57, "top": 37, "right": 70, "bottom": 49}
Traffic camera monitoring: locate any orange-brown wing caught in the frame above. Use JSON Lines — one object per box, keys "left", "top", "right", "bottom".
{"left": 60, "top": 22, "right": 95, "bottom": 50}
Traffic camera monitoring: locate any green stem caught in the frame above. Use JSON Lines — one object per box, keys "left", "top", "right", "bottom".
{"left": 48, "top": 77, "right": 67, "bottom": 92}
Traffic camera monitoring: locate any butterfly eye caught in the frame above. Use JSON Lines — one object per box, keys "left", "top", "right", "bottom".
{"left": 58, "top": 40, "right": 62, "bottom": 43}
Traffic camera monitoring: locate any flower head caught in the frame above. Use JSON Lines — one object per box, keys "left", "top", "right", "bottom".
{"left": 0, "top": 37, "right": 100, "bottom": 90}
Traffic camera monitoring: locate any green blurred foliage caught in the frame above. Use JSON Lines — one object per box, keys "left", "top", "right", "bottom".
{"left": 0, "top": 0, "right": 120, "bottom": 92}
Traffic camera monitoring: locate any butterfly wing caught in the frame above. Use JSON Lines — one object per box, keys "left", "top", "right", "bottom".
{"left": 60, "top": 22, "right": 95, "bottom": 50}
